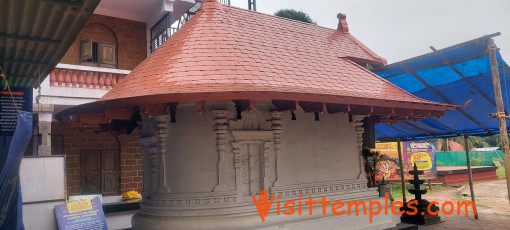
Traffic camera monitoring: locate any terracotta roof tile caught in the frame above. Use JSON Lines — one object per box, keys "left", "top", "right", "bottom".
{"left": 57, "top": 0, "right": 458, "bottom": 119}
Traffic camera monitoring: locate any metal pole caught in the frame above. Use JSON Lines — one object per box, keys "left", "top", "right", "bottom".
{"left": 488, "top": 39, "right": 510, "bottom": 204}
{"left": 397, "top": 140, "right": 406, "bottom": 202}
{"left": 248, "top": 0, "right": 256, "bottom": 11}
{"left": 463, "top": 133, "right": 478, "bottom": 219}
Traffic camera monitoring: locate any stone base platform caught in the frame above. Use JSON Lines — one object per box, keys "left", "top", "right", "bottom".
{"left": 132, "top": 197, "right": 397, "bottom": 230}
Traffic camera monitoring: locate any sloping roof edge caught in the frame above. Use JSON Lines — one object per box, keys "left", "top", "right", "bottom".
{"left": 0, "top": 0, "right": 101, "bottom": 88}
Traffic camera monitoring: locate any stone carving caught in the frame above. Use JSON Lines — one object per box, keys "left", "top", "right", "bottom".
{"left": 156, "top": 115, "right": 171, "bottom": 194}
{"left": 270, "top": 112, "right": 283, "bottom": 187}
{"left": 229, "top": 108, "right": 272, "bottom": 131}
{"left": 152, "top": 192, "right": 238, "bottom": 207}
{"left": 139, "top": 111, "right": 159, "bottom": 201}
{"left": 140, "top": 110, "right": 171, "bottom": 200}
{"left": 353, "top": 115, "right": 367, "bottom": 180}
{"left": 270, "top": 180, "right": 369, "bottom": 199}
{"left": 229, "top": 108, "right": 276, "bottom": 202}
{"left": 212, "top": 110, "right": 232, "bottom": 192}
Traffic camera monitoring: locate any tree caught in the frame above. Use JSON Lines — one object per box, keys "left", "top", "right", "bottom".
{"left": 436, "top": 135, "right": 507, "bottom": 151}
{"left": 274, "top": 9, "right": 316, "bottom": 24}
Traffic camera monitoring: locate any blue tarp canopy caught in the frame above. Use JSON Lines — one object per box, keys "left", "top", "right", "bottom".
{"left": 375, "top": 33, "right": 510, "bottom": 141}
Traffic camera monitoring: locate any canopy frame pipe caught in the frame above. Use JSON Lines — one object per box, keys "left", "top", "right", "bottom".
{"left": 463, "top": 133, "right": 478, "bottom": 219}
{"left": 401, "top": 120, "right": 436, "bottom": 137}
{"left": 430, "top": 46, "right": 496, "bottom": 106}
{"left": 382, "top": 123, "right": 412, "bottom": 137}
{"left": 397, "top": 140, "right": 406, "bottom": 203}
{"left": 425, "top": 117, "right": 460, "bottom": 136}
{"left": 488, "top": 39, "right": 510, "bottom": 204}
{"left": 404, "top": 69, "right": 491, "bottom": 133}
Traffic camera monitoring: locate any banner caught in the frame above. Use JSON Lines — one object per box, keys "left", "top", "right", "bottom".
{"left": 375, "top": 140, "right": 437, "bottom": 181}
{"left": 402, "top": 141, "right": 437, "bottom": 179}
{"left": 374, "top": 142, "right": 401, "bottom": 181}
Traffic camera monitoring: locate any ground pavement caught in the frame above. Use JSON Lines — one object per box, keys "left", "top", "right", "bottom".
{"left": 418, "top": 179, "right": 510, "bottom": 230}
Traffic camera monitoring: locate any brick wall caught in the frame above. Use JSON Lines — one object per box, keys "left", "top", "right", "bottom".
{"left": 432, "top": 170, "right": 498, "bottom": 185}
{"left": 60, "top": 14, "right": 147, "bottom": 70}
{"left": 118, "top": 133, "right": 144, "bottom": 193}
{"left": 53, "top": 122, "right": 143, "bottom": 195}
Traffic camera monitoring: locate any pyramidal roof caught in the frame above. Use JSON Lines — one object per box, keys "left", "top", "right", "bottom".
{"left": 57, "top": 0, "right": 456, "bottom": 121}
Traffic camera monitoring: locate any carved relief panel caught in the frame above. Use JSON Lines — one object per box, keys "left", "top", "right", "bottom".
{"left": 229, "top": 108, "right": 277, "bottom": 202}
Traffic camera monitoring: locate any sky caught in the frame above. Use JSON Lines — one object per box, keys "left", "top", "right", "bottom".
{"left": 229, "top": 0, "right": 510, "bottom": 64}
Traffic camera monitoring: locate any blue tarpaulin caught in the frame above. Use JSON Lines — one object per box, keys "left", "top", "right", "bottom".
{"left": 0, "top": 111, "right": 33, "bottom": 230}
{"left": 375, "top": 33, "right": 510, "bottom": 141}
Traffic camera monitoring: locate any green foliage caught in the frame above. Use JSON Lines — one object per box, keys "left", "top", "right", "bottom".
{"left": 361, "top": 148, "right": 379, "bottom": 188}
{"left": 436, "top": 134, "right": 509, "bottom": 151}
{"left": 274, "top": 9, "right": 316, "bottom": 24}
{"left": 497, "top": 167, "right": 506, "bottom": 179}
{"left": 391, "top": 183, "right": 412, "bottom": 200}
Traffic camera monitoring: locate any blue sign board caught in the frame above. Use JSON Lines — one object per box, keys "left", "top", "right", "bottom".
{"left": 0, "top": 87, "right": 33, "bottom": 135}
{"left": 55, "top": 197, "right": 108, "bottom": 230}
{"left": 0, "top": 87, "right": 32, "bottom": 170}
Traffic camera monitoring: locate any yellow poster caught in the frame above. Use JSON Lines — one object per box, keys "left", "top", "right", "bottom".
{"left": 410, "top": 151, "right": 433, "bottom": 170}
{"left": 67, "top": 199, "right": 93, "bottom": 213}
{"left": 374, "top": 142, "right": 401, "bottom": 181}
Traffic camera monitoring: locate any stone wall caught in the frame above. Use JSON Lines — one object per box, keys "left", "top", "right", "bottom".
{"left": 154, "top": 103, "right": 364, "bottom": 195}
{"left": 53, "top": 122, "right": 143, "bottom": 195}
{"left": 278, "top": 110, "right": 361, "bottom": 186}
{"left": 132, "top": 102, "right": 386, "bottom": 230}
{"left": 60, "top": 14, "right": 147, "bottom": 70}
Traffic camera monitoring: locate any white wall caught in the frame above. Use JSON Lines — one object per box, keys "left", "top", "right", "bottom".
{"left": 20, "top": 156, "right": 66, "bottom": 202}
{"left": 167, "top": 104, "right": 220, "bottom": 193}
{"left": 278, "top": 111, "right": 360, "bottom": 185}
{"left": 163, "top": 103, "right": 361, "bottom": 193}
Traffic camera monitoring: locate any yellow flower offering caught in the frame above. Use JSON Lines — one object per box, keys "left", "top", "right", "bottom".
{"left": 122, "top": 190, "right": 142, "bottom": 201}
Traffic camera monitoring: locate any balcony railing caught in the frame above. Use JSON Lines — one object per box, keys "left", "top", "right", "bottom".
{"left": 150, "top": 0, "right": 231, "bottom": 52}
{"left": 49, "top": 64, "right": 130, "bottom": 90}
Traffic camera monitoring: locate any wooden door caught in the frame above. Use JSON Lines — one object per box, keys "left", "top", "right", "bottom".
{"left": 81, "top": 150, "right": 101, "bottom": 194}
{"left": 101, "top": 150, "right": 119, "bottom": 195}
{"left": 80, "top": 149, "right": 119, "bottom": 195}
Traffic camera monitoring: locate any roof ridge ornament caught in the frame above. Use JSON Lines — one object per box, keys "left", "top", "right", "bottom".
{"left": 337, "top": 13, "right": 349, "bottom": 32}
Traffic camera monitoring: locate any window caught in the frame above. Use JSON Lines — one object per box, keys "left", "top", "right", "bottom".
{"left": 150, "top": 13, "right": 172, "bottom": 53}
{"left": 80, "top": 40, "right": 117, "bottom": 68}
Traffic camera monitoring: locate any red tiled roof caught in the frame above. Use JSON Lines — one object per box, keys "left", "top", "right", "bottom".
{"left": 57, "top": 0, "right": 457, "bottom": 120}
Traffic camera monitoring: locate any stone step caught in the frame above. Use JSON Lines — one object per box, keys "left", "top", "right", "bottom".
{"left": 384, "top": 223, "right": 418, "bottom": 230}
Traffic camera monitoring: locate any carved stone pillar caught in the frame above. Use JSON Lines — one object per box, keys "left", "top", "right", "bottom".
{"left": 353, "top": 115, "right": 367, "bottom": 180}
{"left": 156, "top": 114, "right": 171, "bottom": 194}
{"left": 140, "top": 117, "right": 158, "bottom": 202}
{"left": 140, "top": 110, "right": 171, "bottom": 203}
{"left": 270, "top": 112, "right": 283, "bottom": 187}
{"left": 212, "top": 110, "right": 231, "bottom": 192}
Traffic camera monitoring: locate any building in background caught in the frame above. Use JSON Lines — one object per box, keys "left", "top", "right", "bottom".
{"left": 19, "top": 1, "right": 219, "bottom": 229}
{"left": 29, "top": 0, "right": 209, "bottom": 197}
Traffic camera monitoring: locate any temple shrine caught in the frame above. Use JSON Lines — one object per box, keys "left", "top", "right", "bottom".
{"left": 56, "top": 0, "right": 456, "bottom": 229}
